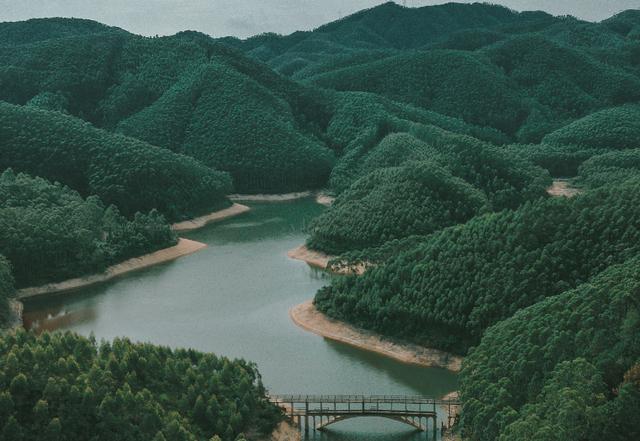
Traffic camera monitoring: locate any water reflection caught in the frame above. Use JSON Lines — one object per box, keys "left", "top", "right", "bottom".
{"left": 23, "top": 199, "right": 457, "bottom": 441}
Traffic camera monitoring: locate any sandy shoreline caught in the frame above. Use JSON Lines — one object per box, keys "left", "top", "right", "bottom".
{"left": 547, "top": 179, "right": 581, "bottom": 197}
{"left": 172, "top": 203, "right": 250, "bottom": 232}
{"left": 287, "top": 245, "right": 369, "bottom": 275}
{"left": 17, "top": 238, "right": 207, "bottom": 300}
{"left": 315, "top": 192, "right": 335, "bottom": 206}
{"left": 230, "top": 192, "right": 312, "bottom": 202}
{"left": 290, "top": 300, "right": 463, "bottom": 372}
{"left": 259, "top": 421, "right": 300, "bottom": 441}
{"left": 287, "top": 245, "right": 333, "bottom": 270}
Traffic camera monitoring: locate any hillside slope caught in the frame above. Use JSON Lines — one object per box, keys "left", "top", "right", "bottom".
{"left": 0, "top": 24, "right": 335, "bottom": 193}
{"left": 461, "top": 257, "right": 640, "bottom": 441}
{"left": 0, "top": 102, "right": 232, "bottom": 221}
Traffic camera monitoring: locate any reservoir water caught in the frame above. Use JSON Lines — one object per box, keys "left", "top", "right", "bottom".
{"left": 23, "top": 199, "right": 457, "bottom": 440}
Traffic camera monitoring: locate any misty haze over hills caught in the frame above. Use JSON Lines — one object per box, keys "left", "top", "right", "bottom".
{"left": 1, "top": 0, "right": 639, "bottom": 38}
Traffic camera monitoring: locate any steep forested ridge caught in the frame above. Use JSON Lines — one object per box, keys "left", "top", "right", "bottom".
{"left": 460, "top": 258, "right": 640, "bottom": 441}
{"left": 0, "top": 330, "right": 280, "bottom": 440}
{"left": 316, "top": 179, "right": 640, "bottom": 353}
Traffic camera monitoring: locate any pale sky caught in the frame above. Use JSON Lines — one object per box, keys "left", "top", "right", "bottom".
{"left": 1, "top": 1, "right": 638, "bottom": 39}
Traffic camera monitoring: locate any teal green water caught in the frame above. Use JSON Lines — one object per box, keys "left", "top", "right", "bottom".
{"left": 23, "top": 199, "right": 457, "bottom": 440}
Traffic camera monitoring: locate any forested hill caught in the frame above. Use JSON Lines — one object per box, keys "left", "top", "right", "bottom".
{"left": 460, "top": 257, "right": 640, "bottom": 441}
{"left": 0, "top": 102, "right": 232, "bottom": 222}
{"left": 227, "top": 2, "right": 552, "bottom": 64}
{"left": 0, "top": 17, "right": 126, "bottom": 45}
{"left": 316, "top": 179, "right": 640, "bottom": 353}
{"left": 227, "top": 2, "right": 640, "bottom": 142}
{"left": 0, "top": 21, "right": 335, "bottom": 193}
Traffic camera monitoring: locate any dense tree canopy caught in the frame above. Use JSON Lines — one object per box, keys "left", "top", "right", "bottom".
{"left": 578, "top": 148, "right": 640, "bottom": 189}
{"left": 0, "top": 256, "right": 14, "bottom": 328}
{"left": 0, "top": 102, "right": 232, "bottom": 222}
{"left": 0, "top": 330, "right": 280, "bottom": 440}
{"left": 329, "top": 121, "right": 550, "bottom": 208}
{"left": 543, "top": 104, "right": 640, "bottom": 150}
{"left": 0, "top": 26, "right": 336, "bottom": 194}
{"left": 0, "top": 170, "right": 176, "bottom": 288}
{"left": 117, "top": 63, "right": 335, "bottom": 193}
{"left": 2, "top": 4, "right": 640, "bottom": 438}
{"left": 315, "top": 180, "right": 640, "bottom": 353}
{"left": 307, "top": 161, "right": 489, "bottom": 254}
{"left": 310, "top": 50, "right": 528, "bottom": 136}
{"left": 460, "top": 257, "right": 640, "bottom": 441}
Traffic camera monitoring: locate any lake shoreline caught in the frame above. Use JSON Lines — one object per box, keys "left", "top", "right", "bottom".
{"left": 288, "top": 244, "right": 369, "bottom": 275}
{"left": 287, "top": 244, "right": 333, "bottom": 271}
{"left": 259, "top": 421, "right": 300, "bottom": 441}
{"left": 172, "top": 203, "right": 250, "bottom": 232}
{"left": 315, "top": 192, "right": 334, "bottom": 206}
{"left": 17, "top": 238, "right": 207, "bottom": 301}
{"left": 290, "top": 300, "right": 463, "bottom": 372}
{"left": 230, "top": 192, "right": 312, "bottom": 202}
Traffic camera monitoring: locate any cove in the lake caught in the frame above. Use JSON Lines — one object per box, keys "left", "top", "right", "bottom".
{"left": 23, "top": 198, "right": 457, "bottom": 440}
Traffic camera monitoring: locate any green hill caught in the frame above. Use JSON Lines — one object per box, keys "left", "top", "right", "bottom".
{"left": 0, "top": 102, "right": 232, "bottom": 222}
{"left": 0, "top": 17, "right": 125, "bottom": 45}
{"left": 543, "top": 104, "right": 640, "bottom": 149}
{"left": 230, "top": 2, "right": 554, "bottom": 72}
{"left": 310, "top": 50, "right": 527, "bottom": 135}
{"left": 315, "top": 179, "right": 640, "bottom": 353}
{"left": 329, "top": 121, "right": 550, "bottom": 209}
{"left": 117, "top": 63, "right": 334, "bottom": 192}
{"left": 308, "top": 35, "right": 640, "bottom": 139}
{"left": 0, "top": 170, "right": 176, "bottom": 288}
{"left": 578, "top": 148, "right": 640, "bottom": 188}
{"left": 0, "top": 25, "right": 336, "bottom": 193}
{"left": 307, "top": 161, "right": 489, "bottom": 254}
{"left": 604, "top": 9, "right": 640, "bottom": 38}
{"left": 460, "top": 257, "right": 640, "bottom": 441}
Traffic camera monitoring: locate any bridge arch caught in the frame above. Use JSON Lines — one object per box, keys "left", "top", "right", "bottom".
{"left": 315, "top": 413, "right": 436, "bottom": 431}
{"left": 268, "top": 394, "right": 460, "bottom": 439}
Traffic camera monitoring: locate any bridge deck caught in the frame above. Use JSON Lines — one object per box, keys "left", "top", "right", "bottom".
{"left": 269, "top": 394, "right": 459, "bottom": 405}
{"left": 268, "top": 394, "right": 460, "bottom": 435}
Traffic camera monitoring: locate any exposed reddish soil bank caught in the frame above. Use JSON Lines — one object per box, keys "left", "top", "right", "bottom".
{"left": 287, "top": 245, "right": 370, "bottom": 275}
{"left": 290, "top": 300, "right": 463, "bottom": 372}
{"left": 258, "top": 421, "right": 300, "bottom": 441}
{"left": 315, "top": 193, "right": 335, "bottom": 206}
{"left": 287, "top": 245, "right": 332, "bottom": 270}
{"left": 17, "top": 238, "right": 207, "bottom": 300}
{"left": 172, "top": 203, "right": 250, "bottom": 232}
{"left": 547, "top": 179, "right": 581, "bottom": 197}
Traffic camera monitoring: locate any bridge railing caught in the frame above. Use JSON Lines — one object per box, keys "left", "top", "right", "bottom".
{"left": 268, "top": 394, "right": 460, "bottom": 406}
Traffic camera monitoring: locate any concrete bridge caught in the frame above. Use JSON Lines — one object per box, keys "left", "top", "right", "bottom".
{"left": 269, "top": 394, "right": 460, "bottom": 439}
